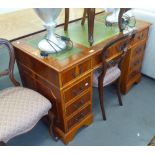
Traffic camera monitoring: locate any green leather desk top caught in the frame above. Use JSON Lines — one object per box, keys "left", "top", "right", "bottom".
{"left": 56, "top": 19, "right": 119, "bottom": 48}
{"left": 25, "top": 13, "right": 119, "bottom": 61}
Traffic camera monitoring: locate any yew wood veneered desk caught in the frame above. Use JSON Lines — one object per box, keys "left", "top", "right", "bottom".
{"left": 12, "top": 13, "right": 150, "bottom": 144}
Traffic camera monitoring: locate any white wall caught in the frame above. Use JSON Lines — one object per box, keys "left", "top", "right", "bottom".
{"left": 133, "top": 8, "right": 155, "bottom": 79}
{"left": 0, "top": 8, "right": 26, "bottom": 14}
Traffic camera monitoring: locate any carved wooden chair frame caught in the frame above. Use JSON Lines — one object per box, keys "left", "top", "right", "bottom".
{"left": 0, "top": 38, "right": 58, "bottom": 145}
{"left": 97, "top": 31, "right": 135, "bottom": 120}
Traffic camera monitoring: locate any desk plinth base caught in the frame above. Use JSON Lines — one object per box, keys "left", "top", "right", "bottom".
{"left": 54, "top": 114, "right": 93, "bottom": 144}
{"left": 121, "top": 73, "right": 142, "bottom": 94}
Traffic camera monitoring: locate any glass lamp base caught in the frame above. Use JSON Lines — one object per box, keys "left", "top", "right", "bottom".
{"left": 38, "top": 38, "right": 66, "bottom": 53}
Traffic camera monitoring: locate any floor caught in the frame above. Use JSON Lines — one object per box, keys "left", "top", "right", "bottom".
{"left": 1, "top": 73, "right": 154, "bottom": 146}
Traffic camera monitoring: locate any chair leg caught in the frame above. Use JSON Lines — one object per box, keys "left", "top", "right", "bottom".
{"left": 48, "top": 111, "right": 59, "bottom": 141}
{"left": 0, "top": 141, "right": 6, "bottom": 146}
{"left": 115, "top": 78, "right": 123, "bottom": 106}
{"left": 98, "top": 81, "right": 106, "bottom": 120}
{"left": 81, "top": 8, "right": 87, "bottom": 25}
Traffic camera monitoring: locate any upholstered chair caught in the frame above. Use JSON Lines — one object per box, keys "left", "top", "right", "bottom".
{"left": 0, "top": 38, "right": 56, "bottom": 145}
{"left": 93, "top": 32, "right": 135, "bottom": 120}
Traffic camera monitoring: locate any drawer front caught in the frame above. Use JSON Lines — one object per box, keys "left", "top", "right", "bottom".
{"left": 67, "top": 104, "right": 91, "bottom": 130}
{"left": 92, "top": 48, "right": 116, "bottom": 68}
{"left": 92, "top": 38, "right": 131, "bottom": 69}
{"left": 130, "top": 57, "right": 143, "bottom": 72}
{"left": 78, "top": 59, "right": 91, "bottom": 75}
{"left": 131, "top": 41, "right": 146, "bottom": 59}
{"left": 61, "top": 59, "right": 91, "bottom": 86}
{"left": 63, "top": 76, "right": 91, "bottom": 103}
{"left": 132, "top": 28, "right": 148, "bottom": 45}
{"left": 92, "top": 51, "right": 102, "bottom": 68}
{"left": 61, "top": 67, "right": 76, "bottom": 86}
{"left": 65, "top": 91, "right": 91, "bottom": 117}
{"left": 129, "top": 40, "right": 146, "bottom": 74}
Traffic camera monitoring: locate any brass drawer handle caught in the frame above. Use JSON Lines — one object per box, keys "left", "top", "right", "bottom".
{"left": 80, "top": 99, "right": 85, "bottom": 104}
{"left": 119, "top": 43, "right": 127, "bottom": 51}
{"left": 73, "top": 99, "right": 85, "bottom": 109}
{"left": 75, "top": 112, "right": 84, "bottom": 122}
{"left": 72, "top": 81, "right": 89, "bottom": 96}
{"left": 79, "top": 66, "right": 83, "bottom": 74}
{"left": 135, "top": 47, "right": 142, "bottom": 54}
{"left": 72, "top": 87, "right": 83, "bottom": 96}
{"left": 133, "top": 60, "right": 140, "bottom": 67}
{"left": 138, "top": 33, "right": 144, "bottom": 40}
{"left": 138, "top": 35, "right": 141, "bottom": 40}
{"left": 79, "top": 85, "right": 84, "bottom": 91}
{"left": 72, "top": 72, "right": 78, "bottom": 78}
{"left": 73, "top": 104, "right": 78, "bottom": 109}
{"left": 141, "top": 33, "right": 144, "bottom": 39}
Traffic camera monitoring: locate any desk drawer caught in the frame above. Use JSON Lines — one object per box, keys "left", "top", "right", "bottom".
{"left": 63, "top": 76, "right": 91, "bottom": 103}
{"left": 67, "top": 104, "right": 91, "bottom": 130}
{"left": 130, "top": 57, "right": 142, "bottom": 71}
{"left": 132, "top": 28, "right": 148, "bottom": 45}
{"left": 131, "top": 40, "right": 146, "bottom": 59}
{"left": 61, "top": 59, "right": 91, "bottom": 86}
{"left": 92, "top": 48, "right": 115, "bottom": 68}
{"left": 65, "top": 91, "right": 91, "bottom": 117}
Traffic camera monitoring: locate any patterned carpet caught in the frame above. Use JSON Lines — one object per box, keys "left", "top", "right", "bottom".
{"left": 148, "top": 136, "right": 155, "bottom": 146}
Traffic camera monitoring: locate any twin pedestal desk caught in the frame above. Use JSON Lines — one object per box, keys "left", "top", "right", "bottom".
{"left": 12, "top": 13, "right": 150, "bottom": 144}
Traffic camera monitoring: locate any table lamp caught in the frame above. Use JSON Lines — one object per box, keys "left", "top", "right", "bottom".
{"left": 34, "top": 8, "right": 66, "bottom": 53}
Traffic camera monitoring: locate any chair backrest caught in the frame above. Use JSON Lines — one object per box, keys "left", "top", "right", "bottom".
{"left": 0, "top": 38, "right": 20, "bottom": 86}
{"left": 98, "top": 31, "right": 136, "bottom": 81}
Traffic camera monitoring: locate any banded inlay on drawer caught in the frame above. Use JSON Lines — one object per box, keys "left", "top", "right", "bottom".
{"left": 63, "top": 76, "right": 91, "bottom": 103}
{"left": 67, "top": 104, "right": 91, "bottom": 130}
{"left": 65, "top": 91, "right": 91, "bottom": 117}
{"left": 61, "top": 59, "right": 91, "bottom": 86}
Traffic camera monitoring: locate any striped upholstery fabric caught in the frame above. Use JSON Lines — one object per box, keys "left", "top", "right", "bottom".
{"left": 93, "top": 65, "right": 121, "bottom": 87}
{"left": 0, "top": 87, "right": 51, "bottom": 143}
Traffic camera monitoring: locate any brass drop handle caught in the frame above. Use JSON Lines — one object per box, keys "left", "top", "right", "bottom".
{"left": 135, "top": 47, "right": 142, "bottom": 54}
{"left": 133, "top": 60, "right": 140, "bottom": 67}
{"left": 138, "top": 33, "right": 144, "bottom": 40}
{"left": 72, "top": 72, "right": 78, "bottom": 78}
{"left": 138, "top": 35, "right": 141, "bottom": 40}
{"left": 73, "top": 104, "right": 78, "bottom": 109}
{"left": 119, "top": 43, "right": 127, "bottom": 51}
{"left": 141, "top": 33, "right": 144, "bottom": 39}
{"left": 79, "top": 66, "right": 83, "bottom": 74}
{"left": 72, "top": 85, "right": 84, "bottom": 96}
{"left": 79, "top": 85, "right": 84, "bottom": 91}
{"left": 73, "top": 99, "right": 84, "bottom": 109}
{"left": 139, "top": 47, "right": 142, "bottom": 51}
{"left": 80, "top": 99, "right": 84, "bottom": 104}
{"left": 75, "top": 112, "right": 84, "bottom": 122}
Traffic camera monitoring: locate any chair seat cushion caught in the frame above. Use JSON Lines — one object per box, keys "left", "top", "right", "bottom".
{"left": 0, "top": 87, "right": 51, "bottom": 143}
{"left": 93, "top": 65, "right": 121, "bottom": 87}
